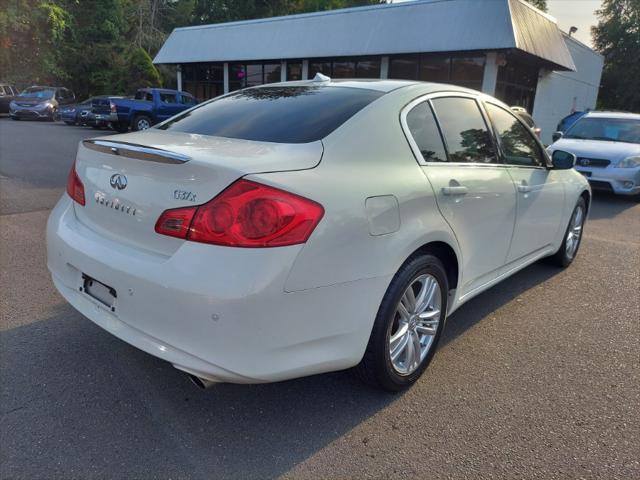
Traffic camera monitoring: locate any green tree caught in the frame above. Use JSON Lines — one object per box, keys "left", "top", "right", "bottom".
{"left": 124, "top": 46, "right": 162, "bottom": 92}
{"left": 526, "top": 0, "right": 547, "bottom": 11}
{"left": 592, "top": 0, "right": 640, "bottom": 111}
{"left": 0, "top": 0, "right": 71, "bottom": 87}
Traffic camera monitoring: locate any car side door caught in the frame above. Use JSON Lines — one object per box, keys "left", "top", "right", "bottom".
{"left": 156, "top": 92, "right": 183, "bottom": 121}
{"left": 483, "top": 102, "right": 565, "bottom": 263}
{"left": 403, "top": 94, "right": 518, "bottom": 296}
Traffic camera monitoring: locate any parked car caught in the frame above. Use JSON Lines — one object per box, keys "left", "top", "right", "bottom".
{"left": 60, "top": 97, "right": 96, "bottom": 125}
{"left": 84, "top": 96, "right": 124, "bottom": 129}
{"left": 556, "top": 110, "right": 587, "bottom": 133}
{"left": 0, "top": 83, "right": 18, "bottom": 113}
{"left": 511, "top": 106, "right": 542, "bottom": 139}
{"left": 94, "top": 88, "right": 197, "bottom": 133}
{"left": 549, "top": 111, "right": 640, "bottom": 197}
{"left": 47, "top": 79, "right": 590, "bottom": 392}
{"left": 9, "top": 86, "right": 75, "bottom": 121}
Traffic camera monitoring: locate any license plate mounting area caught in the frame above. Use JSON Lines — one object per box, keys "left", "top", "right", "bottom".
{"left": 80, "top": 274, "right": 117, "bottom": 312}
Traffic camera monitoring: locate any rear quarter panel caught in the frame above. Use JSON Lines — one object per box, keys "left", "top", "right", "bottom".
{"left": 251, "top": 86, "right": 461, "bottom": 294}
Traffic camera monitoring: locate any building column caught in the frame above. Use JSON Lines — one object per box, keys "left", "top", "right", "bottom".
{"left": 380, "top": 56, "right": 389, "bottom": 79}
{"left": 176, "top": 65, "right": 183, "bottom": 91}
{"left": 302, "top": 60, "right": 309, "bottom": 80}
{"left": 281, "top": 60, "right": 287, "bottom": 82}
{"left": 481, "top": 52, "right": 499, "bottom": 96}
{"left": 223, "top": 62, "right": 229, "bottom": 94}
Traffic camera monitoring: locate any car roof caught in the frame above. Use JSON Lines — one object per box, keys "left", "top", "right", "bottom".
{"left": 584, "top": 111, "right": 640, "bottom": 120}
{"left": 258, "top": 77, "right": 480, "bottom": 95}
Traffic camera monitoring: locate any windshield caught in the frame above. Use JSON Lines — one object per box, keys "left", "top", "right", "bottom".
{"left": 157, "top": 86, "right": 384, "bottom": 143}
{"left": 564, "top": 117, "right": 640, "bottom": 144}
{"left": 19, "top": 87, "right": 55, "bottom": 99}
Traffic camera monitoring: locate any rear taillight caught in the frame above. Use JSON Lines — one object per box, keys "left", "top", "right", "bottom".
{"left": 66, "top": 160, "right": 85, "bottom": 206}
{"left": 110, "top": 101, "right": 116, "bottom": 113}
{"left": 155, "top": 179, "right": 324, "bottom": 247}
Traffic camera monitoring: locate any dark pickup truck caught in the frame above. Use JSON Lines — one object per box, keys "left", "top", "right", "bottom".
{"left": 92, "top": 88, "right": 197, "bottom": 133}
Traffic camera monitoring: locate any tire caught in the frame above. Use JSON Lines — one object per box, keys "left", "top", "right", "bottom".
{"left": 548, "top": 197, "right": 587, "bottom": 267}
{"left": 354, "top": 254, "right": 448, "bottom": 392}
{"left": 112, "top": 122, "right": 129, "bottom": 133}
{"left": 132, "top": 115, "right": 152, "bottom": 131}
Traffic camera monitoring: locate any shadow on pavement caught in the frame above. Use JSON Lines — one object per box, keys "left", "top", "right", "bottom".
{"left": 587, "top": 191, "right": 638, "bottom": 220}
{"left": 1, "top": 260, "right": 562, "bottom": 479}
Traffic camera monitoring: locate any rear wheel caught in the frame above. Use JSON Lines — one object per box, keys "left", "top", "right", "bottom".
{"left": 549, "top": 197, "right": 586, "bottom": 267}
{"left": 355, "top": 254, "right": 448, "bottom": 392}
{"left": 132, "top": 115, "right": 152, "bottom": 131}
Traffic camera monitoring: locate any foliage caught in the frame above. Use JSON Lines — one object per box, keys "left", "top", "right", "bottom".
{"left": 592, "top": 0, "right": 640, "bottom": 112}
{"left": 526, "top": 0, "right": 547, "bottom": 12}
{"left": 125, "top": 47, "right": 162, "bottom": 92}
{"left": 0, "top": 0, "right": 382, "bottom": 96}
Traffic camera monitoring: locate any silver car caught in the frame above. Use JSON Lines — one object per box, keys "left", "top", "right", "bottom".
{"left": 549, "top": 112, "right": 640, "bottom": 197}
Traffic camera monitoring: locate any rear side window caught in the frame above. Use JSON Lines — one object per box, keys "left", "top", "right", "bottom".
{"left": 157, "top": 86, "right": 384, "bottom": 143}
{"left": 431, "top": 97, "right": 496, "bottom": 163}
{"left": 405, "top": 101, "right": 447, "bottom": 162}
{"left": 179, "top": 94, "right": 196, "bottom": 106}
{"left": 485, "top": 103, "right": 543, "bottom": 167}
{"left": 160, "top": 92, "right": 177, "bottom": 103}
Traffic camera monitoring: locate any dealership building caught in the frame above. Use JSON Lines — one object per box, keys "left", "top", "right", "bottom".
{"left": 153, "top": 0, "right": 603, "bottom": 144}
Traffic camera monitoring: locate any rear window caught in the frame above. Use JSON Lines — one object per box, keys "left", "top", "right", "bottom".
{"left": 157, "top": 86, "right": 384, "bottom": 143}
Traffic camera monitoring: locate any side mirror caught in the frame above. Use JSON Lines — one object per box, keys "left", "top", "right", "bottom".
{"left": 551, "top": 150, "right": 576, "bottom": 170}
{"left": 552, "top": 131, "right": 563, "bottom": 142}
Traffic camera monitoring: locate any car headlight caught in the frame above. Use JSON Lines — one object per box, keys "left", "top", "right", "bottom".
{"left": 617, "top": 156, "right": 640, "bottom": 168}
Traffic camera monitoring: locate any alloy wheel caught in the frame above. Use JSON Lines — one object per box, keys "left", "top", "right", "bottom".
{"left": 388, "top": 274, "right": 442, "bottom": 376}
{"left": 565, "top": 204, "right": 584, "bottom": 259}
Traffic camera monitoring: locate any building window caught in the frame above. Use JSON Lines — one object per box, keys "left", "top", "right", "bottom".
{"left": 332, "top": 60, "right": 356, "bottom": 78}
{"left": 308, "top": 57, "right": 381, "bottom": 79}
{"left": 389, "top": 53, "right": 485, "bottom": 90}
{"left": 451, "top": 56, "right": 485, "bottom": 90}
{"left": 495, "top": 56, "right": 539, "bottom": 112}
{"left": 229, "top": 62, "right": 282, "bottom": 91}
{"left": 182, "top": 63, "right": 224, "bottom": 101}
{"left": 355, "top": 59, "right": 380, "bottom": 78}
{"left": 309, "top": 60, "right": 332, "bottom": 78}
{"left": 287, "top": 62, "right": 303, "bottom": 80}
{"left": 419, "top": 56, "right": 450, "bottom": 83}
{"left": 389, "top": 55, "right": 419, "bottom": 80}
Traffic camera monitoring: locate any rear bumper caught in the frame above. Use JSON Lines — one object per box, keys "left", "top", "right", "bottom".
{"left": 47, "top": 196, "right": 386, "bottom": 383}
{"left": 575, "top": 166, "right": 640, "bottom": 196}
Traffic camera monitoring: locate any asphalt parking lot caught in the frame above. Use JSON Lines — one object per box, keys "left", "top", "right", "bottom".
{"left": 1, "top": 118, "right": 639, "bottom": 479}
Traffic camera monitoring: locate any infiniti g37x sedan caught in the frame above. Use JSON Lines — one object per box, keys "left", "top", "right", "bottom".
{"left": 47, "top": 79, "right": 590, "bottom": 391}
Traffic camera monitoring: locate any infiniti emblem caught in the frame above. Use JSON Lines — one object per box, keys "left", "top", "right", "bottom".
{"left": 110, "top": 173, "right": 127, "bottom": 190}
{"left": 580, "top": 158, "right": 590, "bottom": 166}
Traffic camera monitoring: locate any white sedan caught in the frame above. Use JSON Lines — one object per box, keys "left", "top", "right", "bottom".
{"left": 47, "top": 78, "right": 590, "bottom": 391}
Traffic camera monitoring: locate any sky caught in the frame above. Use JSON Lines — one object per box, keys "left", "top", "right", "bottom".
{"left": 546, "top": 0, "right": 603, "bottom": 48}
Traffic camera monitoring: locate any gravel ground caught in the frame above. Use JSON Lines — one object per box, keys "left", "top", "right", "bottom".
{"left": 1, "top": 118, "right": 638, "bottom": 479}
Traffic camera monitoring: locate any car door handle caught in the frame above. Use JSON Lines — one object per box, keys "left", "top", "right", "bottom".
{"left": 442, "top": 186, "right": 468, "bottom": 196}
{"left": 515, "top": 181, "right": 532, "bottom": 193}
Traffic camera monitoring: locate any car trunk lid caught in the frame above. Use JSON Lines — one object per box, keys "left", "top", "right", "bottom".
{"left": 73, "top": 130, "right": 323, "bottom": 256}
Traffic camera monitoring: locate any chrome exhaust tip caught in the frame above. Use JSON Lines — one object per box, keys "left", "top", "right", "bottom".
{"left": 187, "top": 374, "right": 217, "bottom": 389}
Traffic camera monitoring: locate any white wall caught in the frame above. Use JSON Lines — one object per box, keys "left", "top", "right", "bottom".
{"left": 532, "top": 34, "right": 604, "bottom": 144}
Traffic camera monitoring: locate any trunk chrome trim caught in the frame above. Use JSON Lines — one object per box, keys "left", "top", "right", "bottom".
{"left": 83, "top": 139, "right": 190, "bottom": 164}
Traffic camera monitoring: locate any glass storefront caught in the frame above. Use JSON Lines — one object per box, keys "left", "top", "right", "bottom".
{"left": 495, "top": 56, "right": 539, "bottom": 112}
{"left": 182, "top": 64, "right": 224, "bottom": 101}
{"left": 389, "top": 53, "right": 485, "bottom": 90}
{"left": 229, "top": 62, "right": 282, "bottom": 91}
{"left": 180, "top": 52, "right": 540, "bottom": 112}
{"left": 309, "top": 57, "right": 381, "bottom": 79}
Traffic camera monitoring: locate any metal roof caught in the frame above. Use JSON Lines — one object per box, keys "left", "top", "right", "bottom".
{"left": 154, "top": 0, "right": 576, "bottom": 71}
